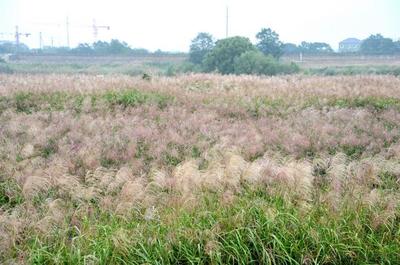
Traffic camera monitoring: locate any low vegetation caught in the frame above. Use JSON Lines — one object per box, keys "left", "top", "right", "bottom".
{"left": 0, "top": 74, "right": 399, "bottom": 264}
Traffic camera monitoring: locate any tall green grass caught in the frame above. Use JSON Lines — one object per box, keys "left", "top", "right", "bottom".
{"left": 19, "top": 190, "right": 400, "bottom": 264}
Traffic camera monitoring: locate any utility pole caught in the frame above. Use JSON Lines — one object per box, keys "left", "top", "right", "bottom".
{"left": 15, "top": 26, "right": 20, "bottom": 53}
{"left": 39, "top": 32, "right": 43, "bottom": 50}
{"left": 66, "top": 16, "right": 70, "bottom": 48}
{"left": 226, "top": 6, "right": 229, "bottom": 38}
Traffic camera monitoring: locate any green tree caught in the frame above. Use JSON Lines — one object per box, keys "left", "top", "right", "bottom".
{"left": 396, "top": 41, "right": 400, "bottom": 53}
{"left": 203, "top": 36, "right": 255, "bottom": 74}
{"left": 92, "top": 41, "right": 110, "bottom": 55}
{"left": 360, "top": 34, "right": 397, "bottom": 55}
{"left": 72, "top": 43, "right": 93, "bottom": 55}
{"left": 256, "top": 28, "right": 283, "bottom": 58}
{"left": 109, "top": 39, "right": 131, "bottom": 54}
{"left": 299, "top": 42, "right": 333, "bottom": 54}
{"left": 234, "top": 50, "right": 299, "bottom": 76}
{"left": 282, "top": 43, "right": 299, "bottom": 54}
{"left": 189, "top": 32, "right": 215, "bottom": 65}
{"left": 0, "top": 41, "right": 29, "bottom": 53}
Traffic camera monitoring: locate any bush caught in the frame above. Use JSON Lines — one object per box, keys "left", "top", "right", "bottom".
{"left": 203, "top": 36, "right": 256, "bottom": 74}
{"left": 165, "top": 62, "right": 202, "bottom": 76}
{"left": 0, "top": 63, "right": 14, "bottom": 74}
{"left": 234, "top": 51, "right": 299, "bottom": 75}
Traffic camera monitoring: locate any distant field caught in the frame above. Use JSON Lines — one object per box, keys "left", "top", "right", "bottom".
{"left": 14, "top": 54, "right": 188, "bottom": 65}
{"left": 1, "top": 54, "right": 400, "bottom": 77}
{"left": 0, "top": 74, "right": 399, "bottom": 264}
{"left": 282, "top": 54, "right": 400, "bottom": 68}
{"left": 0, "top": 54, "right": 188, "bottom": 76}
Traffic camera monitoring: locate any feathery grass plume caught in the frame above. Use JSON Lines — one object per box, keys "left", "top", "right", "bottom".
{"left": 200, "top": 161, "right": 225, "bottom": 192}
{"left": 372, "top": 194, "right": 399, "bottom": 229}
{"left": 325, "top": 153, "right": 348, "bottom": 208}
{"left": 312, "top": 156, "right": 333, "bottom": 189}
{"left": 99, "top": 196, "right": 115, "bottom": 211}
{"left": 107, "top": 166, "right": 133, "bottom": 193}
{"left": 241, "top": 160, "right": 264, "bottom": 185}
{"left": 172, "top": 160, "right": 201, "bottom": 194}
{"left": 111, "top": 228, "right": 132, "bottom": 258}
{"left": 35, "top": 198, "right": 66, "bottom": 233}
{"left": 85, "top": 167, "right": 116, "bottom": 191}
{"left": 354, "top": 160, "right": 379, "bottom": 188}
{"left": 0, "top": 213, "right": 22, "bottom": 257}
{"left": 118, "top": 179, "right": 146, "bottom": 202}
{"left": 20, "top": 143, "right": 35, "bottom": 159}
{"left": 221, "top": 190, "right": 235, "bottom": 205}
{"left": 96, "top": 167, "right": 117, "bottom": 190}
{"left": 148, "top": 168, "right": 173, "bottom": 191}
{"left": 222, "top": 151, "right": 248, "bottom": 191}
{"left": 274, "top": 161, "right": 314, "bottom": 203}
{"left": 143, "top": 206, "right": 159, "bottom": 221}
{"left": 54, "top": 174, "right": 84, "bottom": 200}
{"left": 22, "top": 175, "right": 52, "bottom": 199}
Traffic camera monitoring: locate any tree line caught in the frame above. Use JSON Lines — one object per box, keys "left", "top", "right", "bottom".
{"left": 0, "top": 39, "right": 184, "bottom": 57}
{"left": 188, "top": 29, "right": 299, "bottom": 75}
{"left": 188, "top": 28, "right": 400, "bottom": 75}
{"left": 0, "top": 29, "right": 399, "bottom": 58}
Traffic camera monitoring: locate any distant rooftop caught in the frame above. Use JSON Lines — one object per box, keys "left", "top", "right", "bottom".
{"left": 340, "top": 38, "right": 361, "bottom": 44}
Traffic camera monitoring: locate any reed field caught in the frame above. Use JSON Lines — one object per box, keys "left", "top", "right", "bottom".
{"left": 0, "top": 73, "right": 400, "bottom": 264}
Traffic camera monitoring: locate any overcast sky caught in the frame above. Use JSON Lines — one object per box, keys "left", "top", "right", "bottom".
{"left": 0, "top": 0, "right": 399, "bottom": 51}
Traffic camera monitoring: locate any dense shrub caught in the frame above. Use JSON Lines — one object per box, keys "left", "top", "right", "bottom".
{"left": 0, "top": 63, "right": 14, "bottom": 74}
{"left": 203, "top": 36, "right": 256, "bottom": 74}
{"left": 234, "top": 51, "right": 299, "bottom": 75}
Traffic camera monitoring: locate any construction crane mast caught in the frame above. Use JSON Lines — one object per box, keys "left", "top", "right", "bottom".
{"left": 0, "top": 26, "right": 31, "bottom": 54}
{"left": 32, "top": 18, "right": 110, "bottom": 47}
{"left": 15, "top": 26, "right": 31, "bottom": 49}
{"left": 92, "top": 19, "right": 110, "bottom": 42}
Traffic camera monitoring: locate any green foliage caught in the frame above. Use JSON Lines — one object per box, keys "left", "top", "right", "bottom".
{"left": 328, "top": 97, "right": 400, "bottom": 111}
{"left": 256, "top": 28, "right": 283, "bottom": 58}
{"left": 308, "top": 65, "right": 400, "bottom": 77}
{"left": 299, "top": 42, "right": 334, "bottom": 54}
{"left": 163, "top": 143, "right": 186, "bottom": 166}
{"left": 378, "top": 171, "right": 400, "bottom": 191}
{"left": 203, "top": 36, "right": 256, "bottom": 74}
{"left": 361, "top": 34, "right": 398, "bottom": 55}
{"left": 341, "top": 144, "right": 365, "bottom": 159}
{"left": 234, "top": 51, "right": 299, "bottom": 76}
{"left": 282, "top": 43, "right": 300, "bottom": 54}
{"left": 0, "top": 62, "right": 14, "bottom": 74}
{"left": 135, "top": 139, "right": 153, "bottom": 167}
{"left": 104, "top": 89, "right": 173, "bottom": 109}
{"left": 0, "top": 178, "right": 24, "bottom": 210}
{"left": 14, "top": 92, "right": 38, "bottom": 113}
{"left": 41, "top": 138, "right": 58, "bottom": 158}
{"left": 24, "top": 190, "right": 400, "bottom": 264}
{"left": 189, "top": 32, "right": 215, "bottom": 65}
{"left": 0, "top": 41, "right": 29, "bottom": 53}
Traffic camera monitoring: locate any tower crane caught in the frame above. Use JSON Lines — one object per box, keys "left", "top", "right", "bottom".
{"left": 91, "top": 19, "right": 110, "bottom": 41}
{"left": 0, "top": 26, "right": 31, "bottom": 54}
{"left": 33, "top": 18, "right": 110, "bottom": 47}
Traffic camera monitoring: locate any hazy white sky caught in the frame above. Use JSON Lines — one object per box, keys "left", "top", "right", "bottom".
{"left": 0, "top": 0, "right": 399, "bottom": 51}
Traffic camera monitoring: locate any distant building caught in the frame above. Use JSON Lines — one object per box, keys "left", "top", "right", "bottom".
{"left": 339, "top": 38, "right": 361, "bottom": 53}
